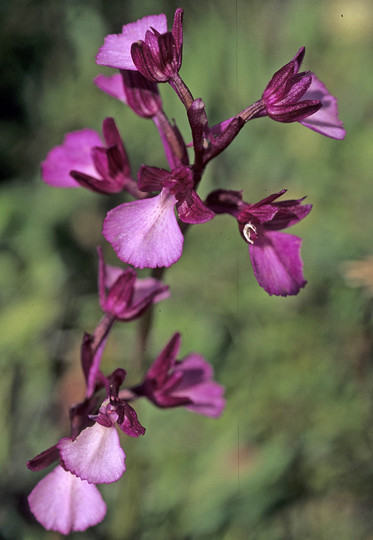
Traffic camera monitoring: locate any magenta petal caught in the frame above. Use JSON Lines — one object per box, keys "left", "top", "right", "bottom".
{"left": 41, "top": 129, "right": 102, "bottom": 188}
{"left": 172, "top": 354, "right": 225, "bottom": 418}
{"left": 300, "top": 75, "right": 345, "bottom": 139}
{"left": 96, "top": 14, "right": 167, "bottom": 70}
{"left": 249, "top": 230, "right": 306, "bottom": 296}
{"left": 28, "top": 465, "right": 106, "bottom": 535}
{"left": 94, "top": 74, "right": 127, "bottom": 103}
{"left": 103, "top": 189, "right": 183, "bottom": 269}
{"left": 58, "top": 423, "right": 125, "bottom": 484}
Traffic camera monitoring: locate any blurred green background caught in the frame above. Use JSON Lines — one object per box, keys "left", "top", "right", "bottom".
{"left": 1, "top": 0, "right": 373, "bottom": 538}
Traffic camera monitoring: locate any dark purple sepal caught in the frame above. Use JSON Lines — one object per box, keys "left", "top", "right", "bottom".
{"left": 177, "top": 190, "right": 215, "bottom": 224}
{"left": 238, "top": 201, "right": 280, "bottom": 227}
{"left": 147, "top": 332, "right": 180, "bottom": 382}
{"left": 138, "top": 165, "right": 169, "bottom": 192}
{"left": 263, "top": 62, "right": 296, "bottom": 102}
{"left": 131, "top": 40, "right": 163, "bottom": 82}
{"left": 70, "top": 170, "right": 123, "bottom": 194}
{"left": 263, "top": 47, "right": 306, "bottom": 103}
{"left": 27, "top": 444, "right": 60, "bottom": 471}
{"left": 102, "top": 117, "right": 130, "bottom": 173}
{"left": 81, "top": 332, "right": 94, "bottom": 385}
{"left": 147, "top": 389, "right": 193, "bottom": 408}
{"left": 278, "top": 72, "right": 312, "bottom": 105}
{"left": 138, "top": 165, "right": 214, "bottom": 224}
{"left": 116, "top": 401, "right": 146, "bottom": 437}
{"left": 239, "top": 190, "right": 312, "bottom": 230}
{"left": 267, "top": 100, "right": 322, "bottom": 123}
{"left": 205, "top": 189, "right": 243, "bottom": 217}
{"left": 104, "top": 270, "right": 137, "bottom": 316}
{"left": 120, "top": 69, "right": 162, "bottom": 118}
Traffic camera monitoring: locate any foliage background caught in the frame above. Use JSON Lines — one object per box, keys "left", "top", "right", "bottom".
{"left": 1, "top": 0, "right": 373, "bottom": 538}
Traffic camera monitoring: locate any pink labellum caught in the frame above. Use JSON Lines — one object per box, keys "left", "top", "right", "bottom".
{"left": 28, "top": 465, "right": 106, "bottom": 535}
{"left": 58, "top": 423, "right": 125, "bottom": 484}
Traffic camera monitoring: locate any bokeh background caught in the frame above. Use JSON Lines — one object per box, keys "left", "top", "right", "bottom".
{"left": 1, "top": 0, "right": 373, "bottom": 538}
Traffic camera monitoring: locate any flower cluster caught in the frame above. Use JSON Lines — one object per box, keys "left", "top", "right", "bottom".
{"left": 29, "top": 7, "right": 344, "bottom": 535}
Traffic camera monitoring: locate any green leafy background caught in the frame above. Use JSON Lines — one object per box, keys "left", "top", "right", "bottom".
{"left": 1, "top": 0, "right": 373, "bottom": 538}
